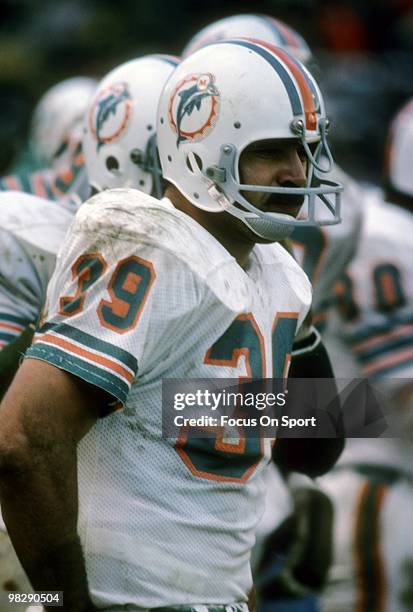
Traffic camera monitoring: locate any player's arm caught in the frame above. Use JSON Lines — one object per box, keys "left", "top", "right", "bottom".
{"left": 0, "top": 324, "right": 35, "bottom": 399}
{"left": 0, "top": 358, "right": 107, "bottom": 610}
{"left": 273, "top": 325, "right": 344, "bottom": 477}
{"left": 0, "top": 228, "right": 44, "bottom": 357}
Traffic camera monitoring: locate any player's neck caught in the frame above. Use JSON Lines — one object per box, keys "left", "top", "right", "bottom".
{"left": 165, "top": 184, "right": 254, "bottom": 268}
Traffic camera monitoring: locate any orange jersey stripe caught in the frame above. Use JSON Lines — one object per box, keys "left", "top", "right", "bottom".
{"left": 0, "top": 322, "right": 25, "bottom": 333}
{"left": 353, "top": 324, "right": 413, "bottom": 353}
{"left": 31, "top": 173, "right": 48, "bottom": 198}
{"left": 354, "top": 482, "right": 387, "bottom": 612}
{"left": 37, "top": 332, "right": 134, "bottom": 383}
{"left": 3, "top": 176, "right": 21, "bottom": 190}
{"left": 363, "top": 345, "right": 413, "bottom": 376}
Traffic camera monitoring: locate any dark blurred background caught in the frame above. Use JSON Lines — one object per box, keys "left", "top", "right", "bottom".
{"left": 1, "top": 0, "right": 413, "bottom": 182}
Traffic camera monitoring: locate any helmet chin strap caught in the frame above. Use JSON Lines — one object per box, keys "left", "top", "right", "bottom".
{"left": 187, "top": 151, "right": 296, "bottom": 242}
{"left": 229, "top": 206, "right": 296, "bottom": 241}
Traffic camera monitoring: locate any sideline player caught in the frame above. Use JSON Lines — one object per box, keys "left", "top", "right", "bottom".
{"left": 0, "top": 77, "right": 98, "bottom": 207}
{"left": 0, "top": 53, "right": 180, "bottom": 610}
{"left": 0, "top": 41, "right": 342, "bottom": 609}
{"left": 320, "top": 98, "right": 413, "bottom": 612}
{"left": 0, "top": 55, "right": 178, "bottom": 389}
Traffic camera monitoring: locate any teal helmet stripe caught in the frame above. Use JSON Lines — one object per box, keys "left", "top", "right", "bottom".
{"left": 215, "top": 39, "right": 303, "bottom": 117}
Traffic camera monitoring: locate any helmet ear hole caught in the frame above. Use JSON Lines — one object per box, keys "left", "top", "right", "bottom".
{"left": 106, "top": 156, "right": 120, "bottom": 172}
{"left": 186, "top": 153, "right": 203, "bottom": 173}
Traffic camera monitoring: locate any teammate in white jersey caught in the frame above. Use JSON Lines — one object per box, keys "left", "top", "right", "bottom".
{"left": 0, "top": 54, "right": 181, "bottom": 608}
{"left": 0, "top": 191, "right": 75, "bottom": 393}
{"left": 318, "top": 98, "right": 413, "bottom": 612}
{"left": 0, "top": 55, "right": 179, "bottom": 367}
{"left": 0, "top": 78, "right": 98, "bottom": 388}
{"left": 334, "top": 98, "right": 413, "bottom": 405}
{"left": 320, "top": 440, "right": 413, "bottom": 612}
{"left": 0, "top": 77, "right": 98, "bottom": 207}
{"left": 0, "top": 41, "right": 343, "bottom": 610}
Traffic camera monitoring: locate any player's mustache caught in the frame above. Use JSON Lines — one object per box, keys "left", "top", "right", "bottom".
{"left": 262, "top": 191, "right": 305, "bottom": 210}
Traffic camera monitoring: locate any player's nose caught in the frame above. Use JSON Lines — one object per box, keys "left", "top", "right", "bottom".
{"left": 276, "top": 147, "right": 307, "bottom": 188}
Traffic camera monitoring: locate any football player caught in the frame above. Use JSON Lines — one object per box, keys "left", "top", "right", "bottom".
{"left": 182, "top": 13, "right": 312, "bottom": 64}
{"left": 334, "top": 98, "right": 413, "bottom": 401}
{"left": 0, "top": 54, "right": 180, "bottom": 609}
{"left": 0, "top": 77, "right": 98, "bottom": 208}
{"left": 181, "top": 15, "right": 355, "bottom": 611}
{"left": 181, "top": 12, "right": 364, "bottom": 331}
{"left": 318, "top": 98, "right": 413, "bottom": 612}
{"left": 0, "top": 40, "right": 343, "bottom": 610}
{"left": 0, "top": 55, "right": 179, "bottom": 395}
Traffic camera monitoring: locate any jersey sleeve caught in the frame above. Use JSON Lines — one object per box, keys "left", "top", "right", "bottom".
{"left": 25, "top": 204, "right": 203, "bottom": 407}
{"left": 0, "top": 228, "right": 44, "bottom": 349}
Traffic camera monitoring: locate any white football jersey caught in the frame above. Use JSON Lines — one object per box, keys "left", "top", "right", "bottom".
{"left": 334, "top": 189, "right": 413, "bottom": 391}
{"left": 26, "top": 188, "right": 311, "bottom": 608}
{"left": 250, "top": 462, "right": 293, "bottom": 573}
{"left": 321, "top": 444, "right": 413, "bottom": 612}
{"left": 0, "top": 191, "right": 74, "bottom": 349}
{"left": 291, "top": 165, "right": 363, "bottom": 327}
{"left": 0, "top": 141, "right": 90, "bottom": 208}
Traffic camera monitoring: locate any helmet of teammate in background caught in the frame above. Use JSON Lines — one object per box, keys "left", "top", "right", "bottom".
{"left": 182, "top": 13, "right": 312, "bottom": 63}
{"left": 82, "top": 55, "right": 179, "bottom": 197}
{"left": 157, "top": 39, "right": 342, "bottom": 242}
{"left": 384, "top": 98, "right": 413, "bottom": 198}
{"left": 30, "top": 77, "right": 98, "bottom": 169}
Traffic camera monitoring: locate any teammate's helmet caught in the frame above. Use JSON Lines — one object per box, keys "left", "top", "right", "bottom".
{"left": 182, "top": 14, "right": 312, "bottom": 64}
{"left": 157, "top": 40, "right": 342, "bottom": 242}
{"left": 384, "top": 98, "right": 413, "bottom": 198}
{"left": 82, "top": 55, "right": 179, "bottom": 196}
{"left": 30, "top": 77, "right": 97, "bottom": 168}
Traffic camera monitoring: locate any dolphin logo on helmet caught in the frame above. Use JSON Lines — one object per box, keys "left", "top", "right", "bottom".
{"left": 90, "top": 82, "right": 133, "bottom": 151}
{"left": 168, "top": 74, "right": 220, "bottom": 147}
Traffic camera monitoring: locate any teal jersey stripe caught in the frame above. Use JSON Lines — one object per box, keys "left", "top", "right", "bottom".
{"left": 26, "top": 342, "right": 130, "bottom": 405}
{"left": 0, "top": 331, "right": 19, "bottom": 343}
{"left": 39, "top": 321, "right": 138, "bottom": 375}
{"left": 0, "top": 313, "right": 30, "bottom": 325}
{"left": 347, "top": 310, "right": 413, "bottom": 345}
{"left": 357, "top": 334, "right": 413, "bottom": 363}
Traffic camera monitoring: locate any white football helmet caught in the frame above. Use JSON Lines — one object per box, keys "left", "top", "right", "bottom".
{"left": 182, "top": 14, "right": 312, "bottom": 64}
{"left": 385, "top": 98, "right": 413, "bottom": 198}
{"left": 82, "top": 55, "right": 179, "bottom": 196}
{"left": 157, "top": 39, "right": 342, "bottom": 242}
{"left": 30, "top": 77, "right": 97, "bottom": 168}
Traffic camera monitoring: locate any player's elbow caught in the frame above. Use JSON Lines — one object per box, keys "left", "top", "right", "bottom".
{"left": 0, "top": 429, "right": 33, "bottom": 485}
